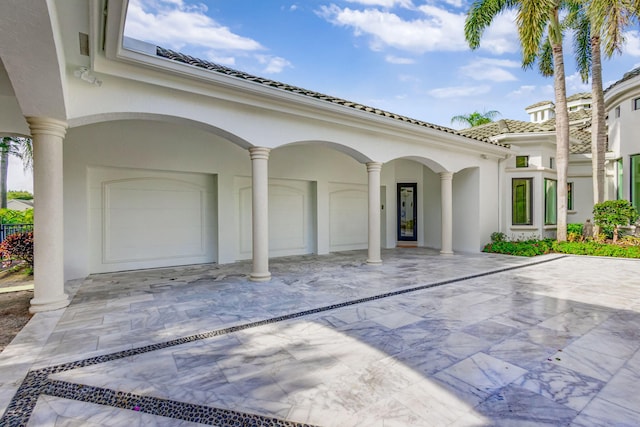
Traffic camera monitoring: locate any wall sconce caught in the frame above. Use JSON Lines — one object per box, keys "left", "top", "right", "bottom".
{"left": 73, "top": 67, "right": 102, "bottom": 86}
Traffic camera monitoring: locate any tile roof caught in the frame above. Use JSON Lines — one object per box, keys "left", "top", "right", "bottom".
{"left": 566, "top": 92, "right": 591, "bottom": 102}
{"left": 525, "top": 100, "right": 553, "bottom": 110}
{"left": 154, "top": 47, "right": 509, "bottom": 148}
{"left": 458, "top": 118, "right": 593, "bottom": 154}
{"left": 604, "top": 66, "right": 640, "bottom": 94}
{"left": 458, "top": 119, "right": 543, "bottom": 140}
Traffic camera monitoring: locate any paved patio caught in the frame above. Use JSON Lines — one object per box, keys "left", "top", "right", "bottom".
{"left": 0, "top": 249, "right": 638, "bottom": 426}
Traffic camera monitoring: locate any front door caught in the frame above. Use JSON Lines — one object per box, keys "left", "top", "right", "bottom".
{"left": 397, "top": 183, "right": 417, "bottom": 241}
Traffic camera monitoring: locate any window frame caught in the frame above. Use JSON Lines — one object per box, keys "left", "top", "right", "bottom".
{"left": 515, "top": 156, "right": 529, "bottom": 168}
{"left": 567, "top": 182, "right": 574, "bottom": 211}
{"left": 512, "top": 178, "right": 533, "bottom": 226}
{"left": 544, "top": 178, "right": 558, "bottom": 225}
{"left": 633, "top": 98, "right": 640, "bottom": 111}
{"left": 631, "top": 155, "right": 640, "bottom": 213}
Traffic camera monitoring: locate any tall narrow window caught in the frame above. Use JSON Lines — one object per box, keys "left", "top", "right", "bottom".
{"left": 516, "top": 156, "right": 529, "bottom": 168}
{"left": 634, "top": 98, "right": 640, "bottom": 111}
{"left": 615, "top": 106, "right": 621, "bottom": 118}
{"left": 549, "top": 157, "right": 555, "bottom": 169}
{"left": 545, "top": 179, "right": 557, "bottom": 225}
{"left": 512, "top": 178, "right": 533, "bottom": 225}
{"left": 616, "top": 158, "right": 623, "bottom": 200}
{"left": 631, "top": 155, "right": 640, "bottom": 213}
{"left": 567, "top": 182, "right": 574, "bottom": 211}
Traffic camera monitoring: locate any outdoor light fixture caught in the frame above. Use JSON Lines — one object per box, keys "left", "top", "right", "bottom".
{"left": 73, "top": 67, "right": 102, "bottom": 86}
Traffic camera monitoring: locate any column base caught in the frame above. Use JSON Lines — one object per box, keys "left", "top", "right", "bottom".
{"left": 366, "top": 259, "right": 382, "bottom": 265}
{"left": 439, "top": 250, "right": 454, "bottom": 256}
{"left": 29, "top": 294, "right": 70, "bottom": 313}
{"left": 249, "top": 272, "right": 272, "bottom": 282}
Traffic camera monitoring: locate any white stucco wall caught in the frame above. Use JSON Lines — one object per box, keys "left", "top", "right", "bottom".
{"left": 606, "top": 78, "right": 640, "bottom": 204}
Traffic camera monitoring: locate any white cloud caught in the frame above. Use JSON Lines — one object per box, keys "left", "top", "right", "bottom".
{"left": 317, "top": 4, "right": 469, "bottom": 53}
{"left": 125, "top": 0, "right": 263, "bottom": 52}
{"left": 257, "top": 55, "right": 293, "bottom": 74}
{"left": 509, "top": 85, "right": 536, "bottom": 97}
{"left": 622, "top": 30, "right": 640, "bottom": 56}
{"left": 428, "top": 85, "right": 491, "bottom": 98}
{"left": 565, "top": 72, "right": 590, "bottom": 93}
{"left": 398, "top": 74, "right": 421, "bottom": 83}
{"left": 460, "top": 57, "right": 520, "bottom": 81}
{"left": 386, "top": 55, "right": 415, "bottom": 64}
{"left": 346, "top": 0, "right": 414, "bottom": 7}
{"left": 474, "top": 11, "right": 520, "bottom": 55}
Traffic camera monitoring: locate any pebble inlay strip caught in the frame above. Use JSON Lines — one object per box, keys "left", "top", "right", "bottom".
{"left": 0, "top": 255, "right": 565, "bottom": 426}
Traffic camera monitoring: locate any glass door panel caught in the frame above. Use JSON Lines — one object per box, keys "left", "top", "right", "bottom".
{"left": 397, "top": 183, "right": 417, "bottom": 241}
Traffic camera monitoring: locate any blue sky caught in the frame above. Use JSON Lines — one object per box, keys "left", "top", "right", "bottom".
{"left": 123, "top": 0, "right": 640, "bottom": 128}
{"left": 9, "top": 0, "right": 640, "bottom": 192}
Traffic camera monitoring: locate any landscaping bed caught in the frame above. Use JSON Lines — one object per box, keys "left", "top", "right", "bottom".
{"left": 0, "top": 266, "right": 33, "bottom": 353}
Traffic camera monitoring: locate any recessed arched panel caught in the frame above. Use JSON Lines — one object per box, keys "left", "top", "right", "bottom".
{"left": 89, "top": 168, "right": 216, "bottom": 273}
{"left": 237, "top": 178, "right": 314, "bottom": 258}
{"left": 329, "top": 184, "right": 368, "bottom": 251}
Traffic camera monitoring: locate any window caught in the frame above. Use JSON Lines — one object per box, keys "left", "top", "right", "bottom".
{"left": 516, "top": 156, "right": 529, "bottom": 168}
{"left": 545, "top": 179, "right": 557, "bottom": 225}
{"left": 567, "top": 182, "right": 574, "bottom": 211}
{"left": 549, "top": 157, "right": 555, "bottom": 169}
{"left": 616, "top": 159, "right": 623, "bottom": 200}
{"left": 615, "top": 106, "right": 621, "bottom": 118}
{"left": 512, "top": 178, "right": 533, "bottom": 225}
{"left": 632, "top": 155, "right": 640, "bottom": 213}
{"left": 634, "top": 98, "right": 640, "bottom": 111}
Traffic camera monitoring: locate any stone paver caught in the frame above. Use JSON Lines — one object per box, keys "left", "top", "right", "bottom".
{"left": 0, "top": 249, "right": 638, "bottom": 426}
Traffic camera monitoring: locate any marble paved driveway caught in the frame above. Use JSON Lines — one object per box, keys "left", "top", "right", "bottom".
{"left": 0, "top": 249, "right": 639, "bottom": 426}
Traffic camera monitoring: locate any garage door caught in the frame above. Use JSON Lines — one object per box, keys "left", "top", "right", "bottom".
{"left": 237, "top": 177, "right": 314, "bottom": 259}
{"left": 89, "top": 167, "right": 216, "bottom": 273}
{"left": 329, "top": 183, "right": 368, "bottom": 251}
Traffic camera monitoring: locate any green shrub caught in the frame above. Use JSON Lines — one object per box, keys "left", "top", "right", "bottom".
{"left": 593, "top": 200, "right": 639, "bottom": 239}
{"left": 490, "top": 232, "right": 506, "bottom": 243}
{"left": 483, "top": 238, "right": 553, "bottom": 257}
{"left": 0, "top": 231, "right": 34, "bottom": 268}
{"left": 0, "top": 208, "right": 33, "bottom": 225}
{"left": 567, "top": 223, "right": 583, "bottom": 235}
{"left": 7, "top": 191, "right": 33, "bottom": 200}
{"left": 552, "top": 241, "right": 640, "bottom": 258}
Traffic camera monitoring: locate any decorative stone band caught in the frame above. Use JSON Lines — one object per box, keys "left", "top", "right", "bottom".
{"left": 0, "top": 255, "right": 566, "bottom": 426}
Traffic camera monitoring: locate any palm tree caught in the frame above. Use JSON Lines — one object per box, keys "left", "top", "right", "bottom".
{"left": 0, "top": 137, "right": 32, "bottom": 209}
{"left": 451, "top": 110, "right": 501, "bottom": 127}
{"left": 465, "top": 0, "right": 571, "bottom": 241}
{"left": 571, "top": 0, "right": 640, "bottom": 206}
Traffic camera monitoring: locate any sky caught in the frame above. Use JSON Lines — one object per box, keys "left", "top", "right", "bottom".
{"left": 10, "top": 0, "right": 640, "bottom": 192}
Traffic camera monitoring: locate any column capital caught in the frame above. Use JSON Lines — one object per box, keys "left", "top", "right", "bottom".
{"left": 366, "top": 162, "right": 383, "bottom": 173}
{"left": 26, "top": 117, "right": 68, "bottom": 139}
{"left": 440, "top": 171, "right": 454, "bottom": 181}
{"left": 249, "top": 146, "right": 271, "bottom": 160}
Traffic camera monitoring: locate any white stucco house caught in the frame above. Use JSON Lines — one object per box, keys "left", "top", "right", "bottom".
{"left": 0, "top": 0, "right": 514, "bottom": 312}
{"left": 2, "top": 1, "right": 638, "bottom": 313}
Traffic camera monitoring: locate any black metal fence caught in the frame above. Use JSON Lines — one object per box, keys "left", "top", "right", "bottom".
{"left": 0, "top": 223, "right": 33, "bottom": 242}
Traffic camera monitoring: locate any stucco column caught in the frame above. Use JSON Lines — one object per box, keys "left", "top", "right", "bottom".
{"left": 249, "top": 147, "right": 271, "bottom": 281}
{"left": 27, "top": 117, "right": 69, "bottom": 312}
{"left": 366, "top": 162, "right": 383, "bottom": 264}
{"left": 440, "top": 171, "right": 454, "bottom": 255}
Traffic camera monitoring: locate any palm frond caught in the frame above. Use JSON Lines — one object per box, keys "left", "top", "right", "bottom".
{"left": 465, "top": 0, "right": 515, "bottom": 49}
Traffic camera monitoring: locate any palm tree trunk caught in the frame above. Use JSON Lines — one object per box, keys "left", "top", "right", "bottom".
{"left": 590, "top": 35, "right": 606, "bottom": 205}
{"left": 552, "top": 41, "right": 570, "bottom": 242}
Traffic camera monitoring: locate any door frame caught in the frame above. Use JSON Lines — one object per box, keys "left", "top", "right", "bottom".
{"left": 397, "top": 182, "right": 417, "bottom": 241}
